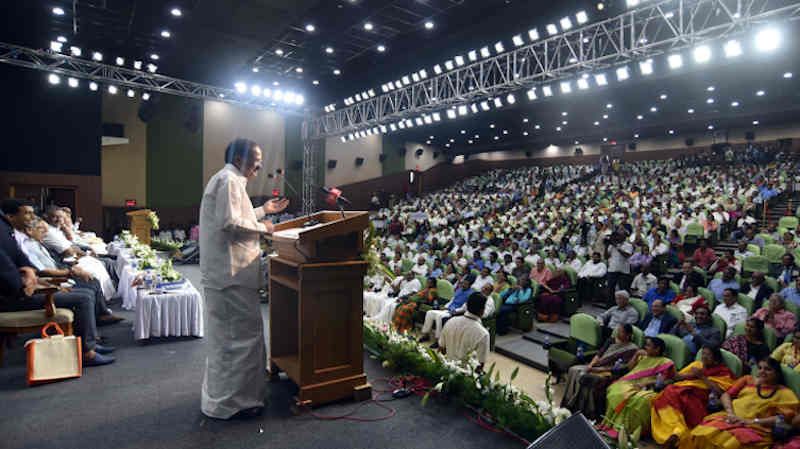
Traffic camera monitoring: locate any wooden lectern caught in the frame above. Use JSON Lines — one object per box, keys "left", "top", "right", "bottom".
{"left": 267, "top": 211, "right": 371, "bottom": 407}
{"left": 126, "top": 209, "right": 153, "bottom": 246}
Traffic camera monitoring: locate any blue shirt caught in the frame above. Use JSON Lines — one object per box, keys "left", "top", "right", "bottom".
{"left": 708, "top": 278, "right": 740, "bottom": 301}
{"left": 448, "top": 288, "right": 474, "bottom": 313}
{"left": 501, "top": 287, "right": 532, "bottom": 305}
{"left": 642, "top": 288, "right": 676, "bottom": 308}
{"left": 644, "top": 315, "right": 663, "bottom": 337}
{"left": 486, "top": 261, "right": 501, "bottom": 273}
{"left": 430, "top": 268, "right": 443, "bottom": 278}
{"left": 780, "top": 287, "right": 800, "bottom": 307}
{"left": 470, "top": 258, "right": 485, "bottom": 270}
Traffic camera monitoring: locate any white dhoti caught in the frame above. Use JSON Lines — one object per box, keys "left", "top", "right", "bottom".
{"left": 201, "top": 286, "right": 266, "bottom": 419}
{"left": 76, "top": 256, "right": 115, "bottom": 299}
{"left": 421, "top": 309, "right": 452, "bottom": 338}
{"left": 363, "top": 291, "right": 392, "bottom": 317}
{"left": 369, "top": 299, "right": 399, "bottom": 324}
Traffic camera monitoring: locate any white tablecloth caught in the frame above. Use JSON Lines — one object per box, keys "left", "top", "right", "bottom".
{"left": 134, "top": 283, "right": 204, "bottom": 340}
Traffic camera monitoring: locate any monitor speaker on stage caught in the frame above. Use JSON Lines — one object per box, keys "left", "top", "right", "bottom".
{"left": 415, "top": 148, "right": 424, "bottom": 158}
{"left": 328, "top": 159, "right": 338, "bottom": 169}
{"left": 685, "top": 138, "right": 695, "bottom": 147}
{"left": 355, "top": 157, "right": 364, "bottom": 166}
{"left": 745, "top": 131, "right": 756, "bottom": 141}
{"left": 526, "top": 413, "right": 609, "bottom": 449}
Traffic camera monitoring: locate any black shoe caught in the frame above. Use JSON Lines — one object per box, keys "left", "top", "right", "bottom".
{"left": 429, "top": 342, "right": 439, "bottom": 349}
{"left": 231, "top": 407, "right": 264, "bottom": 420}
{"left": 418, "top": 335, "right": 430, "bottom": 343}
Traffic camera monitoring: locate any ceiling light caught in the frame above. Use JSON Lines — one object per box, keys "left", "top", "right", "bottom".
{"left": 638, "top": 60, "right": 654, "bottom": 76}
{"left": 494, "top": 136, "right": 499, "bottom": 140}
{"left": 603, "top": 137, "right": 608, "bottom": 142}
{"left": 305, "top": 24, "right": 316, "bottom": 32}
{"left": 594, "top": 121, "right": 600, "bottom": 126}
{"left": 480, "top": 101, "right": 490, "bottom": 111}
{"left": 251, "top": 85, "right": 262, "bottom": 96}
{"left": 534, "top": 125, "right": 540, "bottom": 130}
{"left": 274, "top": 90, "right": 284, "bottom": 101}
{"left": 364, "top": 22, "right": 374, "bottom": 31}
{"left": 150, "top": 53, "right": 159, "bottom": 60}
{"left": 52, "top": 7, "right": 65, "bottom": 15}
{"left": 668, "top": 129, "right": 675, "bottom": 135}
{"left": 547, "top": 24, "right": 558, "bottom": 35}
{"left": 526, "top": 88, "right": 537, "bottom": 100}
{"left": 574, "top": 140, "right": 580, "bottom": 145}
{"left": 784, "top": 72, "right": 793, "bottom": 79}
{"left": 432, "top": 112, "right": 442, "bottom": 121}
{"left": 706, "top": 98, "right": 714, "bottom": 104}
{"left": 273, "top": 81, "right": 280, "bottom": 86}
{"left": 325, "top": 47, "right": 334, "bottom": 54}
{"left": 627, "top": 0, "right": 639, "bottom": 6}
{"left": 707, "top": 86, "right": 715, "bottom": 91}
{"left": 512, "top": 35, "right": 524, "bottom": 47}
{"left": 70, "top": 46, "right": 82, "bottom": 56}
{"left": 731, "top": 101, "right": 739, "bottom": 107}
{"left": 602, "top": 114, "right": 608, "bottom": 119}
{"left": 295, "top": 67, "right": 304, "bottom": 73}
{"left": 528, "top": 28, "right": 539, "bottom": 41}
{"left": 415, "top": 117, "right": 424, "bottom": 126}
{"left": 667, "top": 54, "right": 683, "bottom": 69}
{"left": 458, "top": 105, "right": 468, "bottom": 116}
{"left": 171, "top": 7, "right": 182, "bottom": 16}
{"left": 493, "top": 97, "right": 503, "bottom": 108}
{"left": 389, "top": 124, "right": 397, "bottom": 132}
{"left": 480, "top": 47, "right": 491, "bottom": 58}
{"left": 424, "top": 21, "right": 434, "bottom": 30}
{"left": 313, "top": 80, "right": 319, "bottom": 85}
{"left": 419, "top": 69, "right": 428, "bottom": 79}
{"left": 556, "top": 126, "right": 562, "bottom": 131}
{"left": 446, "top": 109, "right": 457, "bottom": 119}
{"left": 694, "top": 45, "right": 711, "bottom": 63}
{"left": 560, "top": 17, "right": 573, "bottom": 30}
{"left": 142, "top": 93, "right": 150, "bottom": 101}
{"left": 354, "top": 93, "right": 362, "bottom": 102}
{"left": 523, "top": 132, "right": 529, "bottom": 136}
{"left": 92, "top": 52, "right": 103, "bottom": 61}
{"left": 577, "top": 78, "right": 589, "bottom": 90}
{"left": 161, "top": 30, "right": 171, "bottom": 38}
{"left": 523, "top": 118, "right": 529, "bottom": 123}
{"left": 650, "top": 106, "right": 657, "bottom": 112}
{"left": 659, "top": 93, "right": 668, "bottom": 100}
{"left": 688, "top": 108, "right": 695, "bottom": 114}
{"left": 275, "top": 49, "right": 284, "bottom": 56}
{"left": 48, "top": 74, "right": 60, "bottom": 85}
{"left": 412, "top": 73, "right": 420, "bottom": 82}
{"left": 467, "top": 50, "right": 479, "bottom": 62}
{"left": 708, "top": 125, "right": 714, "bottom": 130}
{"left": 108, "top": 85, "right": 118, "bottom": 94}
{"left": 400, "top": 75, "right": 410, "bottom": 85}
{"left": 377, "top": 45, "right": 386, "bottom": 52}
{"left": 433, "top": 64, "right": 443, "bottom": 75}
{"left": 576, "top": 11, "right": 588, "bottom": 24}
{"left": 503, "top": 130, "right": 508, "bottom": 135}
{"left": 506, "top": 94, "right": 516, "bottom": 104}
{"left": 756, "top": 90, "right": 765, "bottom": 96}
{"left": 89, "top": 82, "right": 98, "bottom": 91}
{"left": 133, "top": 60, "right": 142, "bottom": 69}
{"left": 562, "top": 120, "right": 568, "bottom": 125}
{"left": 333, "top": 69, "right": 341, "bottom": 75}
{"left": 560, "top": 81, "right": 572, "bottom": 93}
{"left": 127, "top": 89, "right": 135, "bottom": 98}
{"left": 594, "top": 73, "right": 608, "bottom": 86}
{"left": 542, "top": 85, "right": 553, "bottom": 96}
{"left": 147, "top": 64, "right": 157, "bottom": 73}
{"left": 50, "top": 41, "right": 63, "bottom": 52}
{"left": 454, "top": 55, "right": 465, "bottom": 66}
{"left": 470, "top": 104, "right": 478, "bottom": 114}
{"left": 637, "top": 115, "right": 643, "bottom": 120}
{"left": 616, "top": 66, "right": 630, "bottom": 81}
{"left": 753, "top": 120, "right": 760, "bottom": 125}
{"left": 605, "top": 103, "right": 613, "bottom": 109}
{"left": 494, "top": 41, "right": 505, "bottom": 53}
{"left": 235, "top": 82, "right": 247, "bottom": 93}
{"left": 634, "top": 133, "right": 639, "bottom": 138}
{"left": 489, "top": 124, "right": 496, "bottom": 128}
{"left": 724, "top": 40, "right": 742, "bottom": 58}
{"left": 113, "top": 56, "right": 124, "bottom": 66}
{"left": 755, "top": 28, "right": 780, "bottom": 52}
{"left": 598, "top": 2, "right": 605, "bottom": 10}
{"left": 67, "top": 77, "right": 78, "bottom": 88}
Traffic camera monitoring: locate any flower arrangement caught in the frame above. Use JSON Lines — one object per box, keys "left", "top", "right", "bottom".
{"left": 147, "top": 211, "right": 160, "bottom": 230}
{"left": 362, "top": 222, "right": 395, "bottom": 279}
{"left": 363, "top": 320, "right": 571, "bottom": 443}
{"left": 151, "top": 237, "right": 182, "bottom": 252}
{"left": 159, "top": 259, "right": 182, "bottom": 282}
{"left": 120, "top": 230, "right": 139, "bottom": 248}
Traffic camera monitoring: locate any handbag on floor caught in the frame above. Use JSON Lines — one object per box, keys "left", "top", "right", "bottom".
{"left": 24, "top": 322, "right": 82, "bottom": 386}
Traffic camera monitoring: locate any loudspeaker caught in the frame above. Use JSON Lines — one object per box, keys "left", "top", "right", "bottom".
{"left": 355, "top": 157, "right": 364, "bottom": 166}
{"left": 685, "top": 138, "right": 695, "bottom": 147}
{"left": 415, "top": 148, "right": 424, "bottom": 158}
{"left": 184, "top": 102, "right": 202, "bottom": 133}
{"left": 137, "top": 94, "right": 160, "bottom": 122}
{"left": 432, "top": 152, "right": 439, "bottom": 159}
{"left": 574, "top": 148, "right": 583, "bottom": 155}
{"left": 527, "top": 413, "right": 610, "bottom": 449}
{"left": 745, "top": 131, "right": 755, "bottom": 141}
{"left": 291, "top": 160, "right": 303, "bottom": 170}
{"left": 379, "top": 154, "right": 387, "bottom": 162}
{"left": 628, "top": 142, "right": 637, "bottom": 150}
{"left": 525, "top": 151, "right": 532, "bottom": 158}
{"left": 327, "top": 159, "right": 337, "bottom": 169}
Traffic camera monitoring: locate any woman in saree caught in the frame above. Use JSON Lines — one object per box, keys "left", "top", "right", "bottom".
{"left": 536, "top": 268, "right": 572, "bottom": 323}
{"left": 684, "top": 357, "right": 800, "bottom": 449}
{"left": 392, "top": 277, "right": 437, "bottom": 333}
{"left": 599, "top": 336, "right": 675, "bottom": 438}
{"left": 722, "top": 318, "right": 771, "bottom": 367}
{"left": 493, "top": 271, "right": 511, "bottom": 294}
{"left": 561, "top": 323, "right": 640, "bottom": 420}
{"left": 651, "top": 346, "right": 736, "bottom": 448}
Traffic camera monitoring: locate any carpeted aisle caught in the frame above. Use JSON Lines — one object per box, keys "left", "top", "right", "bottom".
{"left": 0, "top": 265, "right": 522, "bottom": 449}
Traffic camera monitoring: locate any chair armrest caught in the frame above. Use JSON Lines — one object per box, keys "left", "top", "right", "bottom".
{"left": 34, "top": 287, "right": 59, "bottom": 318}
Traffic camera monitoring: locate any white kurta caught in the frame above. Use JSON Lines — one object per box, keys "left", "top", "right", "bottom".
{"left": 199, "top": 163, "right": 268, "bottom": 419}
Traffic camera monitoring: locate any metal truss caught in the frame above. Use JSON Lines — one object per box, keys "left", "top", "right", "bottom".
{"left": 0, "top": 42, "right": 308, "bottom": 117}
{"left": 300, "top": 121, "right": 321, "bottom": 214}
{"left": 307, "top": 0, "right": 800, "bottom": 139}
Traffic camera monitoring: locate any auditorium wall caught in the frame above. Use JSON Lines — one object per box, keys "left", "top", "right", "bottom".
{"left": 324, "top": 134, "right": 383, "bottom": 188}
{"left": 403, "top": 141, "right": 444, "bottom": 172}
{"left": 101, "top": 92, "right": 147, "bottom": 208}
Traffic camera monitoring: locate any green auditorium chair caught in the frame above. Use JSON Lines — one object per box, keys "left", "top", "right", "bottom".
{"left": 757, "top": 234, "right": 775, "bottom": 245}
{"left": 658, "top": 333, "right": 691, "bottom": 370}
{"left": 711, "top": 314, "right": 727, "bottom": 341}
{"left": 765, "top": 276, "right": 779, "bottom": 294}
{"left": 732, "top": 321, "right": 778, "bottom": 351}
{"left": 693, "top": 266, "right": 709, "bottom": 285}
{"left": 695, "top": 348, "right": 743, "bottom": 378}
{"left": 782, "top": 365, "right": 800, "bottom": 399}
{"left": 401, "top": 258, "right": 414, "bottom": 273}
{"left": 737, "top": 293, "right": 756, "bottom": 315}
{"left": 779, "top": 216, "right": 799, "bottom": 231}
{"left": 742, "top": 255, "right": 770, "bottom": 281}
{"left": 764, "top": 244, "right": 788, "bottom": 274}
{"left": 666, "top": 305, "right": 684, "bottom": 323}
{"left": 484, "top": 292, "right": 504, "bottom": 351}
{"left": 684, "top": 223, "right": 705, "bottom": 247}
{"left": 746, "top": 244, "right": 762, "bottom": 256}
{"left": 561, "top": 266, "right": 580, "bottom": 317}
{"left": 548, "top": 313, "right": 602, "bottom": 381}
{"left": 507, "top": 280, "right": 539, "bottom": 332}
{"left": 629, "top": 298, "right": 649, "bottom": 322}
{"left": 612, "top": 325, "right": 645, "bottom": 348}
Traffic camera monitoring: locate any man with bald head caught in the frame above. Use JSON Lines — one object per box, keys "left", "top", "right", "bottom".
{"left": 200, "top": 138, "right": 288, "bottom": 419}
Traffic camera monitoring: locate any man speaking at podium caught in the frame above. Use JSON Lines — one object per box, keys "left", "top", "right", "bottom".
{"left": 199, "top": 138, "right": 288, "bottom": 419}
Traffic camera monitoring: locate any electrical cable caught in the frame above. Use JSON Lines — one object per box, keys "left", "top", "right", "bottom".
{"left": 462, "top": 406, "right": 531, "bottom": 446}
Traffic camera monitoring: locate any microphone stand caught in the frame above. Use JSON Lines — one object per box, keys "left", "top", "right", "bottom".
{"left": 337, "top": 201, "right": 346, "bottom": 220}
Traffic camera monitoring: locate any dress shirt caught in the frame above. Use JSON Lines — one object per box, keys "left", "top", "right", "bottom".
{"left": 471, "top": 275, "right": 493, "bottom": 292}
{"left": 692, "top": 248, "right": 717, "bottom": 269}
{"left": 779, "top": 287, "right": 800, "bottom": 307}
{"left": 713, "top": 303, "right": 749, "bottom": 337}
{"left": 608, "top": 242, "right": 633, "bottom": 274}
{"left": 439, "top": 312, "right": 490, "bottom": 364}
{"left": 708, "top": 278, "right": 740, "bottom": 301}
{"left": 42, "top": 224, "right": 74, "bottom": 255}
{"left": 752, "top": 308, "right": 798, "bottom": 338}
{"left": 599, "top": 305, "right": 640, "bottom": 329}
{"left": 578, "top": 261, "right": 607, "bottom": 278}
{"left": 501, "top": 287, "right": 532, "bottom": 305}
{"left": 644, "top": 315, "right": 664, "bottom": 337}
{"left": 411, "top": 263, "right": 429, "bottom": 277}
{"left": 779, "top": 267, "right": 799, "bottom": 286}
{"left": 630, "top": 272, "right": 658, "bottom": 297}
{"left": 642, "top": 288, "right": 676, "bottom": 308}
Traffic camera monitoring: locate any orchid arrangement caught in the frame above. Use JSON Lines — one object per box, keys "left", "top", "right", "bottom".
{"left": 147, "top": 211, "right": 160, "bottom": 230}
{"left": 151, "top": 237, "right": 182, "bottom": 252}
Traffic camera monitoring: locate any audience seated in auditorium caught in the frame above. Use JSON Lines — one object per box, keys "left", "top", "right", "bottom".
{"left": 712, "top": 288, "right": 749, "bottom": 338}
{"left": 630, "top": 264, "right": 658, "bottom": 297}
{"left": 708, "top": 268, "right": 741, "bottom": 302}
{"left": 598, "top": 291, "right": 639, "bottom": 338}
{"left": 751, "top": 294, "right": 797, "bottom": 339}
{"left": 771, "top": 329, "right": 800, "bottom": 370}
{"left": 497, "top": 277, "right": 533, "bottom": 334}
{"left": 419, "top": 276, "right": 474, "bottom": 343}
{"left": 741, "top": 271, "right": 774, "bottom": 310}
{"left": 536, "top": 268, "right": 571, "bottom": 323}
{"left": 672, "top": 305, "right": 722, "bottom": 354}
{"left": 780, "top": 277, "right": 800, "bottom": 307}
{"left": 642, "top": 277, "right": 677, "bottom": 308}
{"left": 722, "top": 317, "right": 770, "bottom": 367}
{"left": 640, "top": 299, "right": 678, "bottom": 338}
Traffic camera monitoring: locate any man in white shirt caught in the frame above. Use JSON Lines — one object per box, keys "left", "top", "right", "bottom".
{"left": 365, "top": 270, "right": 422, "bottom": 323}
{"left": 605, "top": 231, "right": 633, "bottom": 304}
{"left": 712, "top": 288, "right": 748, "bottom": 338}
{"left": 439, "top": 292, "right": 490, "bottom": 369}
{"left": 577, "top": 252, "right": 607, "bottom": 304}
{"left": 411, "top": 256, "right": 429, "bottom": 277}
{"left": 734, "top": 241, "right": 755, "bottom": 260}
{"left": 630, "top": 264, "right": 658, "bottom": 298}
{"left": 471, "top": 267, "right": 494, "bottom": 292}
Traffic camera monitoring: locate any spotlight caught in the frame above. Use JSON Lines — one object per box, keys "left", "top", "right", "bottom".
{"left": 89, "top": 82, "right": 98, "bottom": 91}
{"left": 424, "top": 21, "right": 434, "bottom": 30}
{"left": 534, "top": 125, "right": 540, "bottom": 130}
{"left": 415, "top": 117, "right": 424, "bottom": 126}
{"left": 753, "top": 120, "right": 760, "bottom": 125}
{"left": 48, "top": 74, "right": 60, "bottom": 85}
{"left": 560, "top": 17, "right": 573, "bottom": 31}
{"left": 480, "top": 101, "right": 490, "bottom": 111}
{"left": 637, "top": 115, "right": 643, "bottom": 120}
{"left": 432, "top": 112, "right": 441, "bottom": 121}
{"left": 512, "top": 35, "right": 524, "bottom": 47}
{"left": 171, "top": 7, "right": 182, "bottom": 17}
{"left": 494, "top": 41, "right": 505, "bottom": 53}
{"left": 724, "top": 40, "right": 742, "bottom": 58}
{"left": 506, "top": 93, "right": 516, "bottom": 104}
{"left": 355, "top": 94, "right": 362, "bottom": 102}
{"left": 660, "top": 93, "right": 668, "bottom": 100}
{"left": 556, "top": 127, "right": 562, "bottom": 131}
{"left": 606, "top": 103, "right": 613, "bottom": 109}
{"left": 433, "top": 64, "right": 443, "bottom": 75}
{"left": 594, "top": 73, "right": 608, "bottom": 85}
{"left": 150, "top": 53, "right": 159, "bottom": 60}
{"left": 634, "top": 133, "right": 639, "bottom": 138}
{"left": 235, "top": 82, "right": 247, "bottom": 93}
{"left": 419, "top": 69, "right": 427, "bottom": 79}
{"left": 668, "top": 129, "right": 675, "bottom": 135}
{"left": 576, "top": 11, "right": 588, "bottom": 24}
{"left": 295, "top": 67, "right": 303, "bottom": 73}
{"left": 273, "top": 81, "right": 281, "bottom": 86}
{"left": 468, "top": 50, "right": 478, "bottom": 61}
{"left": 108, "top": 85, "right": 118, "bottom": 94}
{"left": 627, "top": 0, "right": 639, "bottom": 6}
{"left": 425, "top": 114, "right": 434, "bottom": 123}
{"left": 458, "top": 105, "right": 468, "bottom": 116}
{"left": 616, "top": 66, "right": 630, "bottom": 81}
{"left": 542, "top": 85, "right": 553, "bottom": 96}
{"left": 493, "top": 97, "right": 503, "bottom": 108}
{"left": 70, "top": 46, "right": 82, "bottom": 56}
{"left": 528, "top": 28, "right": 539, "bottom": 41}
{"left": 577, "top": 78, "right": 589, "bottom": 90}
{"left": 92, "top": 51, "right": 103, "bottom": 61}
{"left": 650, "top": 106, "right": 657, "bottom": 112}
{"left": 693, "top": 45, "right": 711, "bottom": 63}
{"left": 454, "top": 55, "right": 465, "bottom": 66}
{"left": 251, "top": 85, "right": 262, "bottom": 96}
{"left": 444, "top": 60, "right": 454, "bottom": 71}
{"left": 401, "top": 75, "right": 410, "bottom": 85}
{"left": 597, "top": 2, "right": 605, "bottom": 10}
{"left": 57, "top": 36, "right": 67, "bottom": 43}
{"left": 333, "top": 69, "right": 341, "bottom": 75}
{"left": 377, "top": 45, "right": 386, "bottom": 52}
{"left": 53, "top": 7, "right": 65, "bottom": 15}
{"left": 364, "top": 22, "right": 374, "bottom": 31}
{"left": 275, "top": 49, "right": 284, "bottom": 56}
{"left": 368, "top": 89, "right": 375, "bottom": 97}
{"left": 755, "top": 28, "right": 780, "bottom": 52}
{"left": 116, "top": 57, "right": 125, "bottom": 66}
{"left": 707, "top": 86, "right": 715, "bottom": 91}
{"left": 602, "top": 114, "right": 608, "bottom": 119}
{"left": 147, "top": 64, "right": 157, "bottom": 73}
{"left": 325, "top": 47, "right": 334, "bottom": 54}
{"left": 274, "top": 90, "right": 283, "bottom": 101}
{"left": 127, "top": 89, "right": 135, "bottom": 98}
{"left": 67, "top": 77, "right": 78, "bottom": 87}
{"left": 480, "top": 47, "right": 491, "bottom": 58}
{"left": 784, "top": 72, "right": 793, "bottom": 78}
{"left": 134, "top": 60, "right": 142, "bottom": 69}
{"left": 142, "top": 93, "right": 150, "bottom": 101}
{"left": 706, "top": 98, "right": 714, "bottom": 104}
{"left": 708, "top": 125, "right": 714, "bottom": 130}
{"left": 305, "top": 24, "right": 316, "bottom": 32}
{"left": 161, "top": 30, "right": 171, "bottom": 38}
{"left": 668, "top": 54, "right": 683, "bottom": 69}
{"left": 547, "top": 24, "right": 558, "bottom": 35}
{"left": 50, "top": 41, "right": 63, "bottom": 52}
{"left": 639, "top": 59, "right": 654, "bottom": 75}
{"left": 756, "top": 90, "right": 765, "bottom": 96}
{"left": 560, "top": 81, "right": 572, "bottom": 93}
{"left": 688, "top": 108, "right": 695, "bottom": 114}
{"left": 446, "top": 109, "right": 457, "bottom": 119}
{"left": 594, "top": 121, "right": 600, "bottom": 126}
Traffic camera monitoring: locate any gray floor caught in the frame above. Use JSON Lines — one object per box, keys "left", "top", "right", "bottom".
{"left": 0, "top": 264, "right": 522, "bottom": 449}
